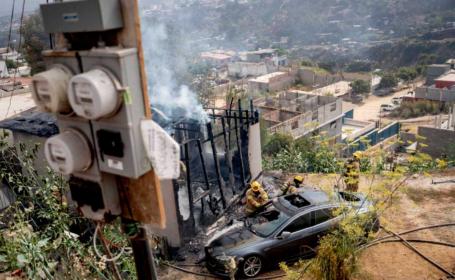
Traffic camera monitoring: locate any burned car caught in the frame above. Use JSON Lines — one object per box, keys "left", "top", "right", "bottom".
{"left": 205, "top": 189, "right": 378, "bottom": 278}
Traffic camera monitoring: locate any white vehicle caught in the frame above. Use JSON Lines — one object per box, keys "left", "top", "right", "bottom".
{"left": 380, "top": 103, "right": 397, "bottom": 112}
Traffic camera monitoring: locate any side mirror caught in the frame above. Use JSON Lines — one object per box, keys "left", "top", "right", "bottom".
{"left": 278, "top": 231, "right": 292, "bottom": 240}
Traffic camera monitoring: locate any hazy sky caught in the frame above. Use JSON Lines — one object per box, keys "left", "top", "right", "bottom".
{"left": 0, "top": 0, "right": 45, "bottom": 17}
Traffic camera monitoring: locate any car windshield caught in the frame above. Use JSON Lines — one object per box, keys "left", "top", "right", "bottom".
{"left": 247, "top": 208, "right": 289, "bottom": 237}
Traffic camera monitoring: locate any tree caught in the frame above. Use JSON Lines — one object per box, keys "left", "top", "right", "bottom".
{"left": 21, "top": 13, "right": 49, "bottom": 75}
{"left": 5, "top": 59, "right": 17, "bottom": 69}
{"left": 378, "top": 73, "right": 398, "bottom": 89}
{"left": 350, "top": 80, "right": 371, "bottom": 96}
{"left": 397, "top": 67, "right": 418, "bottom": 83}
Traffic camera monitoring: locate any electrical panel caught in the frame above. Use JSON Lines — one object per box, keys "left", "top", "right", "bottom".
{"left": 34, "top": 1, "right": 154, "bottom": 222}
{"left": 40, "top": 0, "right": 123, "bottom": 33}
{"left": 69, "top": 175, "right": 121, "bottom": 221}
{"left": 77, "top": 48, "right": 151, "bottom": 178}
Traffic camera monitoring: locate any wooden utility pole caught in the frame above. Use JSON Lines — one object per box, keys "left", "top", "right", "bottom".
{"left": 118, "top": 1, "right": 164, "bottom": 279}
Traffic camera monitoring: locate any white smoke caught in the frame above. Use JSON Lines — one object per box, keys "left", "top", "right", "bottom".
{"left": 141, "top": 17, "right": 209, "bottom": 125}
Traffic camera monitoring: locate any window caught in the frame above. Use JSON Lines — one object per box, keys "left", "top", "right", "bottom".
{"left": 291, "top": 121, "right": 298, "bottom": 130}
{"left": 313, "top": 208, "right": 336, "bottom": 225}
{"left": 282, "top": 207, "right": 338, "bottom": 234}
{"left": 283, "top": 213, "right": 312, "bottom": 233}
{"left": 330, "top": 121, "right": 337, "bottom": 129}
{"left": 312, "top": 110, "right": 318, "bottom": 121}
{"left": 330, "top": 103, "right": 337, "bottom": 112}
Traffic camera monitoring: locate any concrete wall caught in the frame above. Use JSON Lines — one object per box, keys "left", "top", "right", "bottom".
{"left": 248, "top": 72, "right": 294, "bottom": 94}
{"left": 426, "top": 64, "right": 450, "bottom": 85}
{"left": 415, "top": 86, "right": 455, "bottom": 102}
{"left": 418, "top": 126, "right": 455, "bottom": 158}
{"left": 228, "top": 62, "right": 268, "bottom": 78}
{"left": 298, "top": 68, "right": 342, "bottom": 87}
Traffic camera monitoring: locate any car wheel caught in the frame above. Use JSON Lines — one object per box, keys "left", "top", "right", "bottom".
{"left": 241, "top": 255, "right": 263, "bottom": 278}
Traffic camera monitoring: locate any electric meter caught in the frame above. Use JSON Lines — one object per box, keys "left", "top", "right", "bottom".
{"left": 68, "top": 68, "right": 120, "bottom": 120}
{"left": 44, "top": 129, "right": 93, "bottom": 175}
{"left": 31, "top": 65, "right": 73, "bottom": 113}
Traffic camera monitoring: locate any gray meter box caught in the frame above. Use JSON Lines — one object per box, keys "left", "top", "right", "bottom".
{"left": 79, "top": 48, "right": 151, "bottom": 179}
{"left": 40, "top": 0, "right": 123, "bottom": 33}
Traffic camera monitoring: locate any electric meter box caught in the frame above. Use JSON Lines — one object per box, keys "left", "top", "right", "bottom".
{"left": 31, "top": 51, "right": 80, "bottom": 114}
{"left": 69, "top": 174, "right": 121, "bottom": 221}
{"left": 77, "top": 48, "right": 151, "bottom": 179}
{"left": 40, "top": 0, "right": 123, "bottom": 33}
{"left": 48, "top": 116, "right": 102, "bottom": 182}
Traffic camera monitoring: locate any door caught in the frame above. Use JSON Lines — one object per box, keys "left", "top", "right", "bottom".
{"left": 265, "top": 212, "right": 313, "bottom": 262}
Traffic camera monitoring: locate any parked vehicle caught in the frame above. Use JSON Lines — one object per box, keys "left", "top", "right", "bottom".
{"left": 205, "top": 189, "right": 378, "bottom": 278}
{"left": 391, "top": 97, "right": 403, "bottom": 106}
{"left": 380, "top": 103, "right": 397, "bottom": 112}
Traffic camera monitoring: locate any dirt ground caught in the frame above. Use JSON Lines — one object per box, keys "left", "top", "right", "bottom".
{"left": 160, "top": 169, "right": 455, "bottom": 280}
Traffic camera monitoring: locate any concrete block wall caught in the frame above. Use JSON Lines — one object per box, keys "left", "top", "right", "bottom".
{"left": 418, "top": 126, "right": 455, "bottom": 158}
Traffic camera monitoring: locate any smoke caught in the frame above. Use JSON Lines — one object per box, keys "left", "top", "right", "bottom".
{"left": 140, "top": 14, "right": 209, "bottom": 126}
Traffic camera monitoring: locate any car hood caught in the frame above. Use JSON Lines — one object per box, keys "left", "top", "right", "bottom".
{"left": 209, "top": 227, "right": 261, "bottom": 252}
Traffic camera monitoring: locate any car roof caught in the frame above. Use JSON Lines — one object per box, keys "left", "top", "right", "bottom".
{"left": 274, "top": 189, "right": 333, "bottom": 216}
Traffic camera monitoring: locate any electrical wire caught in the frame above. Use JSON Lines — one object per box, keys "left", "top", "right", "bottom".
{"left": 6, "top": 0, "right": 15, "bottom": 52}
{"left": 93, "top": 223, "right": 127, "bottom": 263}
{"left": 362, "top": 222, "right": 455, "bottom": 249}
{"left": 364, "top": 238, "right": 455, "bottom": 249}
{"left": 381, "top": 226, "right": 455, "bottom": 278}
{"left": 161, "top": 260, "right": 287, "bottom": 279}
{"left": 4, "top": 0, "right": 26, "bottom": 119}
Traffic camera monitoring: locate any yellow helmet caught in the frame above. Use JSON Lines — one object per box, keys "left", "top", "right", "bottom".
{"left": 294, "top": 175, "right": 304, "bottom": 184}
{"left": 251, "top": 181, "right": 262, "bottom": 192}
{"left": 353, "top": 151, "right": 362, "bottom": 160}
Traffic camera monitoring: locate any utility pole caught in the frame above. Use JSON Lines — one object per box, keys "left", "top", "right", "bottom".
{"left": 32, "top": 1, "right": 170, "bottom": 279}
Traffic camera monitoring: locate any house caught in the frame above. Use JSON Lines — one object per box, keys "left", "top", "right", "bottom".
{"left": 425, "top": 64, "right": 450, "bottom": 85}
{"left": 415, "top": 70, "right": 455, "bottom": 102}
{"left": 248, "top": 71, "right": 295, "bottom": 94}
{"left": 227, "top": 61, "right": 268, "bottom": 78}
{"left": 0, "top": 61, "right": 9, "bottom": 78}
{"left": 254, "top": 91, "right": 343, "bottom": 141}
{"left": 200, "top": 50, "right": 235, "bottom": 67}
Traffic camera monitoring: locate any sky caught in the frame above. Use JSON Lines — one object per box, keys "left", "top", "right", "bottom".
{"left": 0, "top": 0, "right": 45, "bottom": 17}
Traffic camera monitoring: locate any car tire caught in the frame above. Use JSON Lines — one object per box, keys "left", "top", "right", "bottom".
{"left": 240, "top": 255, "right": 263, "bottom": 278}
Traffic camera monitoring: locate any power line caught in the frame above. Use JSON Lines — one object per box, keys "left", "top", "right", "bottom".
{"left": 6, "top": 0, "right": 16, "bottom": 52}
{"left": 4, "top": 0, "right": 26, "bottom": 120}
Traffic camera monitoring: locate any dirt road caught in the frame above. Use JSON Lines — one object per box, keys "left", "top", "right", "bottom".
{"left": 344, "top": 84, "right": 422, "bottom": 123}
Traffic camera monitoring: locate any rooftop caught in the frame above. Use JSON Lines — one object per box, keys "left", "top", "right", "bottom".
{"left": 249, "top": 72, "right": 287, "bottom": 83}
{"left": 435, "top": 70, "right": 455, "bottom": 83}
{"left": 200, "top": 50, "right": 234, "bottom": 60}
{"left": 0, "top": 109, "right": 58, "bottom": 137}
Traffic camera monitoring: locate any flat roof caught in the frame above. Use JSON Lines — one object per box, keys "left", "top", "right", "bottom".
{"left": 200, "top": 52, "right": 233, "bottom": 60}
{"left": 249, "top": 72, "right": 287, "bottom": 83}
{"left": 435, "top": 71, "right": 455, "bottom": 83}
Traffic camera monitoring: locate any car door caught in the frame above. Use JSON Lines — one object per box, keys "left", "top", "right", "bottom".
{"left": 264, "top": 211, "right": 313, "bottom": 262}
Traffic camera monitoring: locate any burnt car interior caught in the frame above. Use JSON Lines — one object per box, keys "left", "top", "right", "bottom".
{"left": 284, "top": 194, "right": 311, "bottom": 208}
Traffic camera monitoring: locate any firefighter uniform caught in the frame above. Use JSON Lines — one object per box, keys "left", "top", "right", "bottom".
{"left": 281, "top": 175, "right": 304, "bottom": 195}
{"left": 245, "top": 181, "right": 269, "bottom": 215}
{"left": 344, "top": 152, "right": 361, "bottom": 192}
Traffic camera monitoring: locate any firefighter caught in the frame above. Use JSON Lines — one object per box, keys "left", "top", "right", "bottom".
{"left": 344, "top": 151, "right": 361, "bottom": 192}
{"left": 281, "top": 175, "right": 304, "bottom": 195}
{"left": 245, "top": 181, "right": 269, "bottom": 215}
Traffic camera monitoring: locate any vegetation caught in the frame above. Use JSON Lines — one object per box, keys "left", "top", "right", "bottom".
{"left": 350, "top": 80, "right": 371, "bottom": 96}
{"left": 345, "top": 61, "right": 373, "bottom": 73}
{"left": 389, "top": 100, "right": 444, "bottom": 119}
{"left": 21, "top": 13, "right": 48, "bottom": 75}
{"left": 378, "top": 73, "right": 399, "bottom": 89}
{"left": 276, "top": 134, "right": 449, "bottom": 280}
{"left": 397, "top": 67, "right": 418, "bottom": 83}
{"left": 5, "top": 59, "right": 17, "bottom": 70}
{"left": 0, "top": 138, "right": 135, "bottom": 279}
